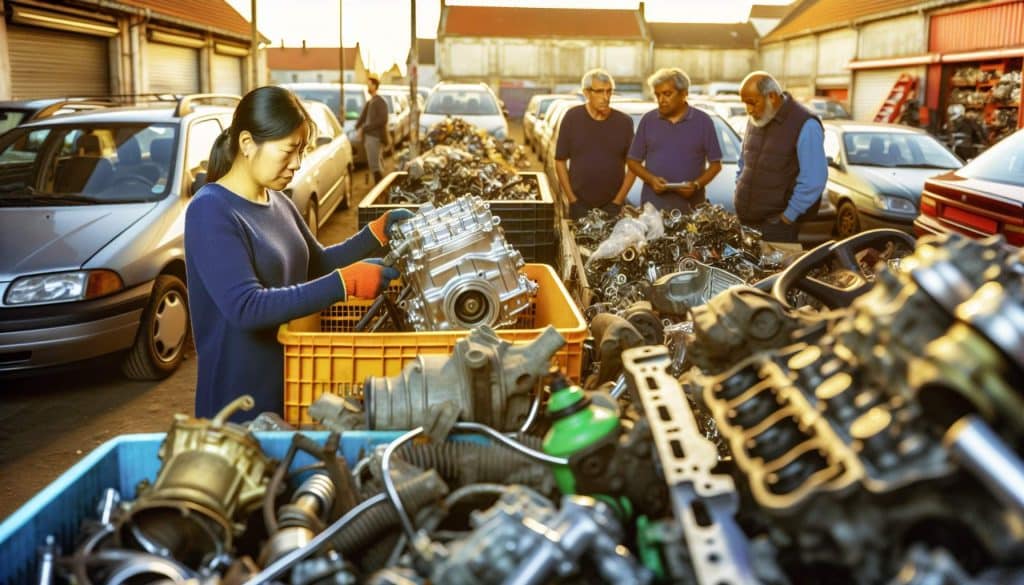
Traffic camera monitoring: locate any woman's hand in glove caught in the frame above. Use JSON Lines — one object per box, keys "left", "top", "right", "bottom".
{"left": 369, "top": 208, "right": 415, "bottom": 246}
{"left": 338, "top": 259, "right": 400, "bottom": 299}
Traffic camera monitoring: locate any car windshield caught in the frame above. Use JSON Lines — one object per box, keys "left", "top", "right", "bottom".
{"left": 425, "top": 90, "right": 499, "bottom": 116}
{"left": 538, "top": 98, "right": 560, "bottom": 117}
{"left": 290, "top": 88, "right": 366, "bottom": 121}
{"left": 958, "top": 130, "right": 1024, "bottom": 187}
{"left": 0, "top": 109, "right": 30, "bottom": 135}
{"left": 628, "top": 110, "right": 741, "bottom": 164}
{"left": 0, "top": 122, "right": 178, "bottom": 205}
{"left": 843, "top": 132, "right": 962, "bottom": 168}
{"left": 811, "top": 100, "right": 851, "bottom": 119}
{"left": 379, "top": 94, "right": 397, "bottom": 113}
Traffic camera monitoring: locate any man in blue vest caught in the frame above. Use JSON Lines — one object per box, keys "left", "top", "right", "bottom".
{"left": 735, "top": 71, "right": 827, "bottom": 245}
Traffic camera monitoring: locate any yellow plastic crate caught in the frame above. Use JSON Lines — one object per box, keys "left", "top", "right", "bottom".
{"left": 279, "top": 264, "right": 587, "bottom": 427}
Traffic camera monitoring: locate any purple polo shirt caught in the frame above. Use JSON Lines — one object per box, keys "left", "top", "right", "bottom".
{"left": 628, "top": 105, "right": 722, "bottom": 211}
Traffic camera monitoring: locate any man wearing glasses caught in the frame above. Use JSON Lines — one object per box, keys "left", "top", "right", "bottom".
{"left": 628, "top": 68, "right": 722, "bottom": 212}
{"left": 555, "top": 68, "right": 635, "bottom": 220}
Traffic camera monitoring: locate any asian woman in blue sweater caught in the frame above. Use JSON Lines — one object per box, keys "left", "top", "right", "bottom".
{"left": 184, "top": 86, "right": 412, "bottom": 421}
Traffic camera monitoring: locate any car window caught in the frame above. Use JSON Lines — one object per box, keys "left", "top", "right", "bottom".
{"left": 307, "top": 103, "right": 340, "bottom": 140}
{"left": 0, "top": 128, "right": 51, "bottom": 194}
{"left": 0, "top": 109, "right": 30, "bottom": 134}
{"left": 425, "top": 90, "right": 499, "bottom": 116}
{"left": 844, "top": 132, "right": 961, "bottom": 168}
{"left": 958, "top": 130, "right": 1024, "bottom": 187}
{"left": 186, "top": 119, "right": 222, "bottom": 185}
{"left": 0, "top": 123, "right": 178, "bottom": 203}
{"left": 824, "top": 130, "right": 841, "bottom": 160}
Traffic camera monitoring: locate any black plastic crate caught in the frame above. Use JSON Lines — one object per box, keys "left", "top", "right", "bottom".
{"left": 357, "top": 171, "right": 555, "bottom": 235}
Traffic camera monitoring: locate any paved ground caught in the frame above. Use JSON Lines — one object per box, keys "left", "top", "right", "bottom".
{"left": 0, "top": 121, "right": 541, "bottom": 521}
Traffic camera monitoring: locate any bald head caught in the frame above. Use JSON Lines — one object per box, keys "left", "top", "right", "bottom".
{"left": 740, "top": 71, "right": 784, "bottom": 127}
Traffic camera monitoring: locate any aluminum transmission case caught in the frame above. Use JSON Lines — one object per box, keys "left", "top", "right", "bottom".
{"left": 389, "top": 196, "right": 538, "bottom": 331}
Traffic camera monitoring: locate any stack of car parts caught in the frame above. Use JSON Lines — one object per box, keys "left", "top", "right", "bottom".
{"left": 407, "top": 116, "right": 528, "bottom": 168}
{"left": 390, "top": 144, "right": 539, "bottom": 206}
{"left": 387, "top": 195, "right": 538, "bottom": 332}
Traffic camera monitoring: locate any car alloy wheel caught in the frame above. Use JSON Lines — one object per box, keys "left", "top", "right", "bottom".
{"left": 836, "top": 201, "right": 861, "bottom": 239}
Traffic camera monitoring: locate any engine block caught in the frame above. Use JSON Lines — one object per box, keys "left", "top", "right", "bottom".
{"left": 388, "top": 196, "right": 538, "bottom": 331}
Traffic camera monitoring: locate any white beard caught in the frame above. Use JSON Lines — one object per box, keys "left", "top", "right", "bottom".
{"left": 748, "top": 100, "right": 779, "bottom": 128}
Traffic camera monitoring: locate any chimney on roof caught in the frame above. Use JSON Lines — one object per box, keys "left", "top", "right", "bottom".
{"left": 639, "top": 1, "right": 645, "bottom": 20}
{"left": 280, "top": 38, "right": 285, "bottom": 49}
{"left": 302, "top": 39, "right": 307, "bottom": 51}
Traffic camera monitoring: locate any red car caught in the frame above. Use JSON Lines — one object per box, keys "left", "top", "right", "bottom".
{"left": 915, "top": 129, "right": 1024, "bottom": 245}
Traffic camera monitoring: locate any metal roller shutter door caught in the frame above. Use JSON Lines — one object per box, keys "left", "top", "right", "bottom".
{"left": 7, "top": 25, "right": 109, "bottom": 99}
{"left": 212, "top": 54, "right": 243, "bottom": 95}
{"left": 148, "top": 42, "right": 200, "bottom": 94}
{"left": 852, "top": 67, "right": 924, "bottom": 122}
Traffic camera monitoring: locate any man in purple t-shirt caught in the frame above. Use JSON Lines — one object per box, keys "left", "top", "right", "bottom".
{"left": 555, "top": 68, "right": 635, "bottom": 220}
{"left": 627, "top": 68, "right": 722, "bottom": 212}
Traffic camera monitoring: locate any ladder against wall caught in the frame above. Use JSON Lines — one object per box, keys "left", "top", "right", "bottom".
{"left": 875, "top": 74, "right": 919, "bottom": 123}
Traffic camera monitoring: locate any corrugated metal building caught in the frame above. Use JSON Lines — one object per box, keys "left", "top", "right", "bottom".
{"left": 0, "top": 0, "right": 266, "bottom": 100}
{"left": 760, "top": 0, "right": 973, "bottom": 121}
{"left": 649, "top": 22, "right": 759, "bottom": 84}
{"left": 436, "top": 2, "right": 650, "bottom": 110}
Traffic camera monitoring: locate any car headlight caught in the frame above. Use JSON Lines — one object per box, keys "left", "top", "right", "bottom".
{"left": 878, "top": 195, "right": 916, "bottom": 213}
{"left": 5, "top": 269, "right": 124, "bottom": 306}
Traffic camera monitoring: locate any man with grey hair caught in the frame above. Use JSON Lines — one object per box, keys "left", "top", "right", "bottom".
{"left": 555, "top": 68, "right": 635, "bottom": 219}
{"left": 627, "top": 67, "right": 722, "bottom": 212}
{"left": 735, "top": 71, "right": 827, "bottom": 244}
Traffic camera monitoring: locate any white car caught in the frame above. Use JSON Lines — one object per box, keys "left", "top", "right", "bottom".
{"left": 419, "top": 82, "right": 508, "bottom": 138}
{"left": 286, "top": 101, "right": 355, "bottom": 237}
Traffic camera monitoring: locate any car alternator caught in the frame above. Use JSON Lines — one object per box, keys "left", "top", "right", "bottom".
{"left": 387, "top": 196, "right": 538, "bottom": 331}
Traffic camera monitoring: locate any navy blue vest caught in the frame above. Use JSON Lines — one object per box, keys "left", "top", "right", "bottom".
{"left": 734, "top": 94, "right": 821, "bottom": 224}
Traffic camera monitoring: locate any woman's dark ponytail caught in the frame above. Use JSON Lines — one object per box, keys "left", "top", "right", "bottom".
{"left": 206, "top": 127, "right": 235, "bottom": 182}
{"left": 205, "top": 86, "right": 314, "bottom": 184}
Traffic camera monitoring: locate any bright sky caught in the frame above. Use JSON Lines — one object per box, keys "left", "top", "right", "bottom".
{"left": 226, "top": 0, "right": 793, "bottom": 73}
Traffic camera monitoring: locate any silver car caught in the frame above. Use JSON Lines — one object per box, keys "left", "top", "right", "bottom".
{"left": 280, "top": 82, "right": 370, "bottom": 163}
{"left": 287, "top": 101, "right": 355, "bottom": 238}
{"left": 0, "top": 97, "right": 235, "bottom": 379}
{"left": 823, "top": 121, "right": 963, "bottom": 237}
{"left": 419, "top": 82, "right": 509, "bottom": 138}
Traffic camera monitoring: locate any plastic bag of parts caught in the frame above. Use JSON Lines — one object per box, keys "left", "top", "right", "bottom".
{"left": 637, "top": 202, "right": 665, "bottom": 242}
{"left": 587, "top": 203, "right": 666, "bottom": 264}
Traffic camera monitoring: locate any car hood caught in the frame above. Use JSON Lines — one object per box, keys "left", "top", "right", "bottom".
{"left": 850, "top": 166, "right": 954, "bottom": 200}
{"left": 0, "top": 202, "right": 156, "bottom": 280}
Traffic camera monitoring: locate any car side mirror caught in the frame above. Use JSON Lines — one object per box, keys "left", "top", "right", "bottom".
{"left": 190, "top": 170, "right": 207, "bottom": 196}
{"left": 316, "top": 135, "right": 332, "bottom": 147}
{"left": 827, "top": 155, "right": 842, "bottom": 170}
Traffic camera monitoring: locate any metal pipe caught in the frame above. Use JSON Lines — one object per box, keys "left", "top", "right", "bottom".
{"left": 609, "top": 374, "right": 627, "bottom": 399}
{"left": 243, "top": 493, "right": 388, "bottom": 585}
{"left": 944, "top": 415, "right": 1024, "bottom": 517}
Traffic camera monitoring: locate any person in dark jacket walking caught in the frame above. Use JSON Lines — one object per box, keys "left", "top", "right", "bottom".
{"left": 185, "top": 86, "right": 412, "bottom": 421}
{"left": 734, "top": 71, "right": 827, "bottom": 246}
{"left": 356, "top": 74, "right": 389, "bottom": 184}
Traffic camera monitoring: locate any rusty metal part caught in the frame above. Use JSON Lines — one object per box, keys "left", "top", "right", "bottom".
{"left": 116, "top": 396, "right": 273, "bottom": 568}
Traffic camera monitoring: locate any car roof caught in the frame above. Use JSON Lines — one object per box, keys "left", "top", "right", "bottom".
{"left": 16, "top": 103, "right": 233, "bottom": 128}
{"left": 823, "top": 120, "right": 926, "bottom": 134}
{"left": 433, "top": 83, "right": 492, "bottom": 92}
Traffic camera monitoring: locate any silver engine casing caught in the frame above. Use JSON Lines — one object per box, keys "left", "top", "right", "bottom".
{"left": 389, "top": 196, "right": 538, "bottom": 331}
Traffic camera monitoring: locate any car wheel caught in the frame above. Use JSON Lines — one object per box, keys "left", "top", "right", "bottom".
{"left": 306, "top": 199, "right": 319, "bottom": 237}
{"left": 836, "top": 200, "right": 861, "bottom": 238}
{"left": 339, "top": 172, "right": 352, "bottom": 210}
{"left": 122, "top": 274, "right": 189, "bottom": 380}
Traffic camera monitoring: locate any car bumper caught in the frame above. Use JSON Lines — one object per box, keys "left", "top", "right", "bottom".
{"left": 860, "top": 209, "right": 916, "bottom": 234}
{"left": 0, "top": 282, "right": 152, "bottom": 373}
{"left": 913, "top": 213, "right": 990, "bottom": 240}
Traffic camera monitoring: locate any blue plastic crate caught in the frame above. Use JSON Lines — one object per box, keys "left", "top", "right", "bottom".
{"left": 0, "top": 430, "right": 402, "bottom": 584}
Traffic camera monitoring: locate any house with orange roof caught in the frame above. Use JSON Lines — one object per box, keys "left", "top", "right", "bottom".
{"left": 267, "top": 42, "right": 368, "bottom": 85}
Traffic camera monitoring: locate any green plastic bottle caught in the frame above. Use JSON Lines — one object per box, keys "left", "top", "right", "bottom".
{"left": 542, "top": 374, "right": 622, "bottom": 497}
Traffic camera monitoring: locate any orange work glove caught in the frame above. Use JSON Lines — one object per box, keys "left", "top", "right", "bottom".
{"left": 338, "top": 259, "right": 400, "bottom": 299}
{"left": 369, "top": 208, "right": 415, "bottom": 247}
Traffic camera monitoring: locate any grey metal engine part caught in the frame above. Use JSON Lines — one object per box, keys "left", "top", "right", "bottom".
{"left": 694, "top": 233, "right": 1024, "bottom": 582}
{"left": 115, "top": 395, "right": 273, "bottom": 568}
{"left": 430, "top": 486, "right": 651, "bottom": 585}
{"left": 647, "top": 258, "right": 747, "bottom": 316}
{"left": 388, "top": 196, "right": 538, "bottom": 331}
{"left": 365, "top": 325, "right": 565, "bottom": 431}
